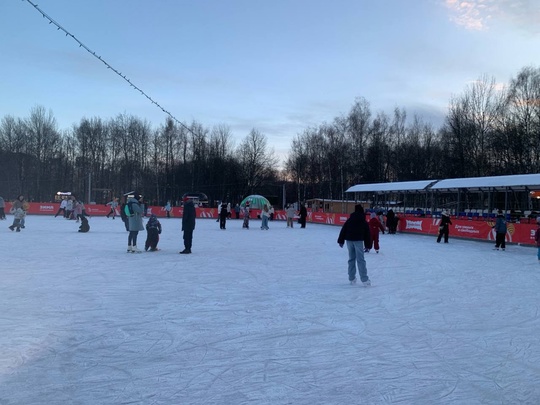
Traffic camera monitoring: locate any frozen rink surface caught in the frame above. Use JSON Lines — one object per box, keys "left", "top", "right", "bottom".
{"left": 1, "top": 215, "right": 540, "bottom": 404}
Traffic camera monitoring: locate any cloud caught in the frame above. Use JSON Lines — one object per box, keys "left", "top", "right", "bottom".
{"left": 444, "top": 0, "right": 540, "bottom": 33}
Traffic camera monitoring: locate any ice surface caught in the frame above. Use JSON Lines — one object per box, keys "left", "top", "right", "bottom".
{"left": 1, "top": 215, "right": 540, "bottom": 404}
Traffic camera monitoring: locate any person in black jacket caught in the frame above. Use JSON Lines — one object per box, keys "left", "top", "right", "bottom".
{"left": 299, "top": 202, "right": 307, "bottom": 228}
{"left": 337, "top": 204, "right": 372, "bottom": 286}
{"left": 180, "top": 197, "right": 196, "bottom": 254}
{"left": 219, "top": 202, "right": 228, "bottom": 230}
{"left": 436, "top": 210, "right": 452, "bottom": 243}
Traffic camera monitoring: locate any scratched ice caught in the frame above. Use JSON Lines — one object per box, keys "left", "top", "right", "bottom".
{"left": 1, "top": 215, "right": 540, "bottom": 404}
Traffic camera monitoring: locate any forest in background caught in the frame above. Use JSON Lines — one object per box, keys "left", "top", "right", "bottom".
{"left": 1, "top": 66, "right": 539, "bottom": 207}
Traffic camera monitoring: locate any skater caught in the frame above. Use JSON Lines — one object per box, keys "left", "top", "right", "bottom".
{"left": 299, "top": 202, "right": 307, "bottom": 228}
{"left": 227, "top": 202, "right": 232, "bottom": 219}
{"left": 436, "top": 211, "right": 452, "bottom": 243}
{"left": 145, "top": 214, "right": 162, "bottom": 251}
{"left": 234, "top": 203, "right": 240, "bottom": 219}
{"left": 337, "top": 204, "right": 372, "bottom": 286}
{"left": 73, "top": 199, "right": 83, "bottom": 223}
{"left": 366, "top": 212, "right": 385, "bottom": 253}
{"left": 78, "top": 216, "right": 90, "bottom": 232}
{"left": 9, "top": 195, "right": 26, "bottom": 231}
{"left": 126, "top": 193, "right": 145, "bottom": 253}
{"left": 286, "top": 204, "right": 296, "bottom": 228}
{"left": 386, "top": 209, "right": 398, "bottom": 234}
{"left": 106, "top": 197, "right": 119, "bottom": 219}
{"left": 54, "top": 197, "right": 68, "bottom": 218}
{"left": 164, "top": 201, "right": 172, "bottom": 218}
{"left": 535, "top": 217, "right": 540, "bottom": 261}
{"left": 180, "top": 196, "right": 196, "bottom": 254}
{"left": 65, "top": 197, "right": 74, "bottom": 220}
{"left": 269, "top": 205, "right": 275, "bottom": 221}
{"left": 493, "top": 210, "right": 507, "bottom": 251}
{"left": 119, "top": 197, "right": 129, "bottom": 231}
{"left": 0, "top": 196, "right": 5, "bottom": 220}
{"left": 242, "top": 202, "right": 250, "bottom": 229}
{"left": 8, "top": 205, "right": 25, "bottom": 232}
{"left": 219, "top": 201, "right": 228, "bottom": 229}
{"left": 260, "top": 204, "right": 270, "bottom": 230}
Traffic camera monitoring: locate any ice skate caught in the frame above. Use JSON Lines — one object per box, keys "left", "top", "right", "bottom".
{"left": 349, "top": 278, "right": 356, "bottom": 285}
{"left": 362, "top": 280, "right": 371, "bottom": 287}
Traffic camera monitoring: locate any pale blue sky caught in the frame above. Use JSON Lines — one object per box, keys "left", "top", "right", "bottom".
{"left": 1, "top": 0, "right": 539, "bottom": 162}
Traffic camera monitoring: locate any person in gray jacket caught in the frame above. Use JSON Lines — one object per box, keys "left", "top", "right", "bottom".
{"left": 126, "top": 193, "right": 145, "bottom": 253}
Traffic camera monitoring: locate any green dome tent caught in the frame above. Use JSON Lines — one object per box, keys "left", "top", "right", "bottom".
{"left": 240, "top": 195, "right": 271, "bottom": 209}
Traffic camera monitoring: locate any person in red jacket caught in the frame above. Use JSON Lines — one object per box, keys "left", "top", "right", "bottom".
{"left": 366, "top": 212, "right": 385, "bottom": 253}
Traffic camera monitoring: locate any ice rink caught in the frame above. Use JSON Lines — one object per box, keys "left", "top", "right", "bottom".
{"left": 1, "top": 214, "right": 540, "bottom": 404}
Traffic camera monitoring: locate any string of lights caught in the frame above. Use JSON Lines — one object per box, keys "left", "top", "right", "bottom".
{"left": 23, "top": 0, "right": 197, "bottom": 136}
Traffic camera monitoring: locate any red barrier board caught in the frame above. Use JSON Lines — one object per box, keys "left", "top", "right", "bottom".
{"left": 6, "top": 202, "right": 538, "bottom": 246}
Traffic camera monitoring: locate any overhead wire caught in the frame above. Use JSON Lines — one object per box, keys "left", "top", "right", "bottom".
{"left": 22, "top": 0, "right": 197, "bottom": 136}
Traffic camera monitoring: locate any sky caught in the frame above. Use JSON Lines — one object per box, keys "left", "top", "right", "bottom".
{"left": 1, "top": 0, "right": 540, "bottom": 164}
{"left": 2, "top": 214, "right": 540, "bottom": 403}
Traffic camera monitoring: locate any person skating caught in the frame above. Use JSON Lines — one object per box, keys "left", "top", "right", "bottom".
{"left": 260, "top": 204, "right": 270, "bottom": 230}
{"left": 145, "top": 214, "right": 162, "bottom": 251}
{"left": 299, "top": 203, "right": 307, "bottom": 228}
{"left": 366, "top": 212, "right": 385, "bottom": 253}
{"left": 493, "top": 210, "right": 507, "bottom": 251}
{"left": 106, "top": 197, "right": 119, "bottom": 219}
{"left": 242, "top": 202, "right": 250, "bottom": 229}
{"left": 180, "top": 196, "right": 196, "bottom": 253}
{"left": 286, "top": 204, "right": 296, "bottom": 228}
{"left": 436, "top": 211, "right": 452, "bottom": 243}
{"left": 337, "top": 204, "right": 372, "bottom": 286}
{"left": 126, "top": 193, "right": 145, "bottom": 253}
{"left": 219, "top": 201, "right": 228, "bottom": 229}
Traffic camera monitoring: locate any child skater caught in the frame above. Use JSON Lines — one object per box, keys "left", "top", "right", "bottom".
{"left": 366, "top": 212, "right": 385, "bottom": 253}
{"left": 78, "top": 216, "right": 90, "bottom": 232}
{"left": 8, "top": 206, "right": 26, "bottom": 232}
{"left": 145, "top": 214, "right": 162, "bottom": 251}
{"left": 242, "top": 202, "right": 250, "bottom": 229}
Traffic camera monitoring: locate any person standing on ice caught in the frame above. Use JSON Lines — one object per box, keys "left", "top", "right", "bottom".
{"left": 180, "top": 196, "right": 196, "bottom": 253}
{"left": 242, "top": 202, "right": 250, "bottom": 229}
{"left": 126, "top": 193, "right": 145, "bottom": 253}
{"left": 260, "top": 204, "right": 270, "bottom": 230}
{"left": 54, "top": 197, "right": 68, "bottom": 218}
{"left": 436, "top": 210, "right": 452, "bottom": 243}
{"left": 535, "top": 217, "right": 540, "bottom": 261}
{"left": 219, "top": 201, "right": 228, "bottom": 229}
{"left": 366, "top": 212, "right": 385, "bottom": 253}
{"left": 492, "top": 210, "right": 507, "bottom": 251}
{"left": 337, "top": 204, "right": 372, "bottom": 286}
{"left": 299, "top": 202, "right": 307, "bottom": 228}
{"left": 286, "top": 204, "right": 296, "bottom": 228}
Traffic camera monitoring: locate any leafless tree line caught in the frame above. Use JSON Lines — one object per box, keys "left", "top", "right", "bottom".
{"left": 0, "top": 109, "right": 278, "bottom": 204}
{"left": 286, "top": 66, "right": 540, "bottom": 201}
{"left": 1, "top": 66, "right": 539, "bottom": 204}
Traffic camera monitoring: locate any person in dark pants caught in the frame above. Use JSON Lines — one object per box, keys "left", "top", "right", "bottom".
{"left": 299, "top": 203, "right": 307, "bottom": 228}
{"left": 493, "top": 210, "right": 507, "bottom": 251}
{"left": 437, "top": 211, "right": 452, "bottom": 243}
{"left": 180, "top": 197, "right": 196, "bottom": 254}
{"left": 120, "top": 197, "right": 129, "bottom": 231}
{"left": 145, "top": 214, "right": 162, "bottom": 251}
{"left": 219, "top": 202, "right": 228, "bottom": 230}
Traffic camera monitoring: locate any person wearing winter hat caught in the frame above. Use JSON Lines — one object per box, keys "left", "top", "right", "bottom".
{"left": 180, "top": 196, "right": 196, "bottom": 253}
{"left": 366, "top": 211, "right": 385, "bottom": 253}
{"left": 337, "top": 204, "right": 372, "bottom": 286}
{"left": 126, "top": 193, "right": 145, "bottom": 253}
{"left": 437, "top": 210, "right": 452, "bottom": 243}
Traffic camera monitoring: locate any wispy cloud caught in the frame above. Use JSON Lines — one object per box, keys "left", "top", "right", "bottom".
{"left": 444, "top": 0, "right": 540, "bottom": 33}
